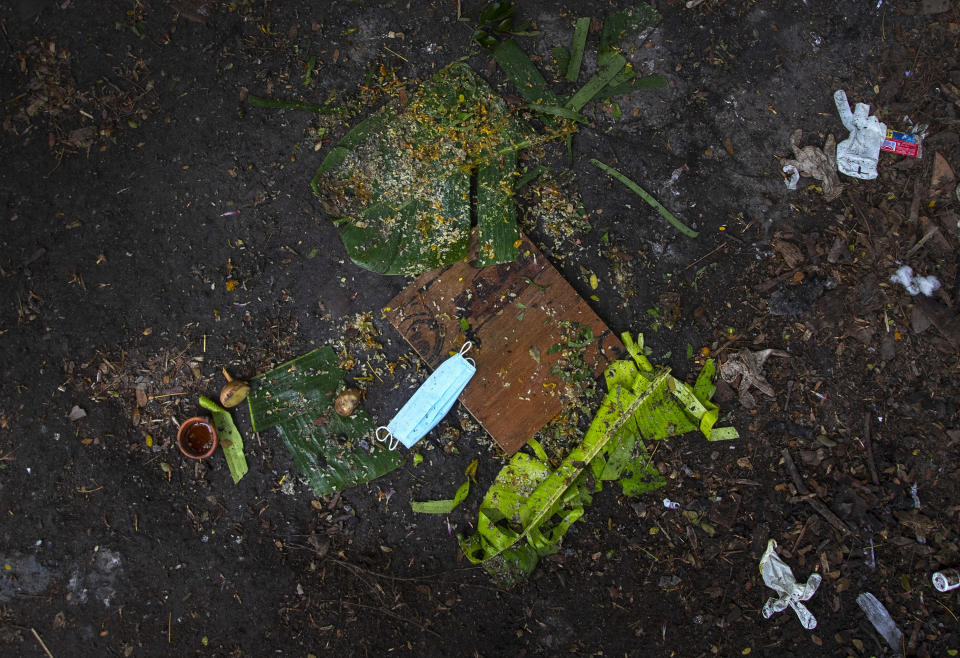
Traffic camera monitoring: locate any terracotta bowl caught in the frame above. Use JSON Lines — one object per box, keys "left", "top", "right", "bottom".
{"left": 177, "top": 416, "right": 218, "bottom": 459}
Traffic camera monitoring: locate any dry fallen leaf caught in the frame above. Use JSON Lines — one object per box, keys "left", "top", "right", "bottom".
{"left": 772, "top": 238, "right": 804, "bottom": 269}
{"left": 931, "top": 151, "right": 955, "bottom": 194}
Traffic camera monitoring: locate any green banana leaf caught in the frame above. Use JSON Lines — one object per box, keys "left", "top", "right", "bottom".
{"left": 312, "top": 62, "right": 527, "bottom": 276}
{"left": 247, "top": 348, "right": 402, "bottom": 496}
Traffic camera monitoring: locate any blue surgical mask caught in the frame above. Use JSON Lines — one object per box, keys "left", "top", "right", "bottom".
{"left": 376, "top": 342, "right": 476, "bottom": 450}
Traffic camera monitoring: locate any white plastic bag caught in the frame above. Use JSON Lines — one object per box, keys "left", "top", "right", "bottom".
{"left": 759, "top": 539, "right": 821, "bottom": 629}
{"left": 834, "top": 90, "right": 886, "bottom": 180}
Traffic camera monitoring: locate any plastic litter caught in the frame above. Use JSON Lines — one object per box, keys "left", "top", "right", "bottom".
{"left": 857, "top": 592, "right": 903, "bottom": 652}
{"left": 663, "top": 498, "right": 680, "bottom": 509}
{"left": 783, "top": 164, "right": 800, "bottom": 189}
{"left": 834, "top": 90, "right": 887, "bottom": 180}
{"left": 882, "top": 129, "right": 921, "bottom": 157}
{"left": 759, "top": 539, "right": 822, "bottom": 629}
{"left": 780, "top": 129, "right": 842, "bottom": 201}
{"left": 932, "top": 568, "right": 960, "bottom": 592}
{"left": 890, "top": 265, "right": 941, "bottom": 297}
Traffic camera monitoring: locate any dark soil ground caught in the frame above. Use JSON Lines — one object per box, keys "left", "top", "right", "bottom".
{"left": 2, "top": 0, "right": 960, "bottom": 656}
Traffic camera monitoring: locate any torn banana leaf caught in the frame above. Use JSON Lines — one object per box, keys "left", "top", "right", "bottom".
{"left": 247, "top": 348, "right": 402, "bottom": 496}
{"left": 459, "top": 331, "right": 736, "bottom": 582}
{"left": 312, "top": 62, "right": 528, "bottom": 276}
{"left": 199, "top": 396, "right": 248, "bottom": 484}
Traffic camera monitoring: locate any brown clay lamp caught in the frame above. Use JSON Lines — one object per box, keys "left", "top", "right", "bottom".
{"left": 177, "top": 417, "right": 219, "bottom": 459}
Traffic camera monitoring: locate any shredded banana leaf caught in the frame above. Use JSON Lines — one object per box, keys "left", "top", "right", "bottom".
{"left": 247, "top": 348, "right": 401, "bottom": 496}
{"left": 459, "top": 331, "right": 737, "bottom": 582}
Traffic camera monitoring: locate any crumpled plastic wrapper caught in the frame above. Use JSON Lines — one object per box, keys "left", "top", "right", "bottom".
{"left": 781, "top": 129, "right": 843, "bottom": 201}
{"left": 719, "top": 348, "right": 790, "bottom": 409}
{"left": 760, "top": 539, "right": 822, "bottom": 630}
{"left": 834, "top": 90, "right": 886, "bottom": 180}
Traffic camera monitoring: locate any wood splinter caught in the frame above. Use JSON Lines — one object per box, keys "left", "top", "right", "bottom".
{"left": 780, "top": 448, "right": 851, "bottom": 537}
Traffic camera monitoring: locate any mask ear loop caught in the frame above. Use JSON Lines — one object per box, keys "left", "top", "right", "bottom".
{"left": 375, "top": 426, "right": 399, "bottom": 451}
{"left": 459, "top": 341, "right": 476, "bottom": 367}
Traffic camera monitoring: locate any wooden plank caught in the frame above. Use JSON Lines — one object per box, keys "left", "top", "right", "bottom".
{"left": 385, "top": 235, "right": 624, "bottom": 455}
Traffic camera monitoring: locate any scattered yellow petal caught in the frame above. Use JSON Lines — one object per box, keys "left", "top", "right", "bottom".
{"left": 145, "top": 434, "right": 153, "bottom": 447}
{"left": 589, "top": 273, "right": 598, "bottom": 289}
{"left": 142, "top": 328, "right": 152, "bottom": 336}
{"left": 741, "top": 649, "right": 751, "bottom": 655}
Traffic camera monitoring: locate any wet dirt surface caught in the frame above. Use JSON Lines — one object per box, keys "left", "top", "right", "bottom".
{"left": 1, "top": 0, "right": 959, "bottom": 655}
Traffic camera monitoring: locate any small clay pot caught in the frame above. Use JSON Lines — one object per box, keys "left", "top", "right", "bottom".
{"left": 177, "top": 416, "right": 218, "bottom": 459}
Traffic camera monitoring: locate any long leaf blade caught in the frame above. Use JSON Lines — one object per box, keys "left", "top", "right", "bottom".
{"left": 590, "top": 158, "right": 699, "bottom": 238}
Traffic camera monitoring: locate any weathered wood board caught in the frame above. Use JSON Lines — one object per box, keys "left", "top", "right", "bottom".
{"left": 385, "top": 235, "right": 624, "bottom": 455}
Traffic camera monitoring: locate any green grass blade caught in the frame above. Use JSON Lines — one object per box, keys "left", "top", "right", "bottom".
{"left": 247, "top": 93, "right": 348, "bottom": 115}
{"left": 590, "top": 158, "right": 699, "bottom": 238}
{"left": 564, "top": 54, "right": 626, "bottom": 112}
{"left": 411, "top": 480, "right": 470, "bottom": 514}
{"left": 566, "top": 17, "right": 591, "bottom": 82}
{"left": 524, "top": 104, "right": 588, "bottom": 123}
{"left": 603, "top": 73, "right": 668, "bottom": 96}
{"left": 492, "top": 40, "right": 558, "bottom": 105}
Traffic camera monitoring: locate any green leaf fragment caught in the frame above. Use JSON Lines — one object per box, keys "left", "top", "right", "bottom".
{"left": 491, "top": 40, "right": 558, "bottom": 106}
{"left": 247, "top": 348, "right": 402, "bottom": 496}
{"left": 411, "top": 479, "right": 471, "bottom": 514}
{"left": 198, "top": 396, "right": 248, "bottom": 484}
{"left": 591, "top": 158, "right": 699, "bottom": 238}
{"left": 599, "top": 4, "right": 661, "bottom": 67}
{"left": 566, "top": 17, "right": 591, "bottom": 82}
{"left": 303, "top": 55, "right": 317, "bottom": 86}
{"left": 552, "top": 46, "right": 570, "bottom": 76}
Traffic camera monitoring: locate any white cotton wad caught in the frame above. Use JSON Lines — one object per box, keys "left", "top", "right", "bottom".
{"left": 890, "top": 265, "right": 941, "bottom": 297}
